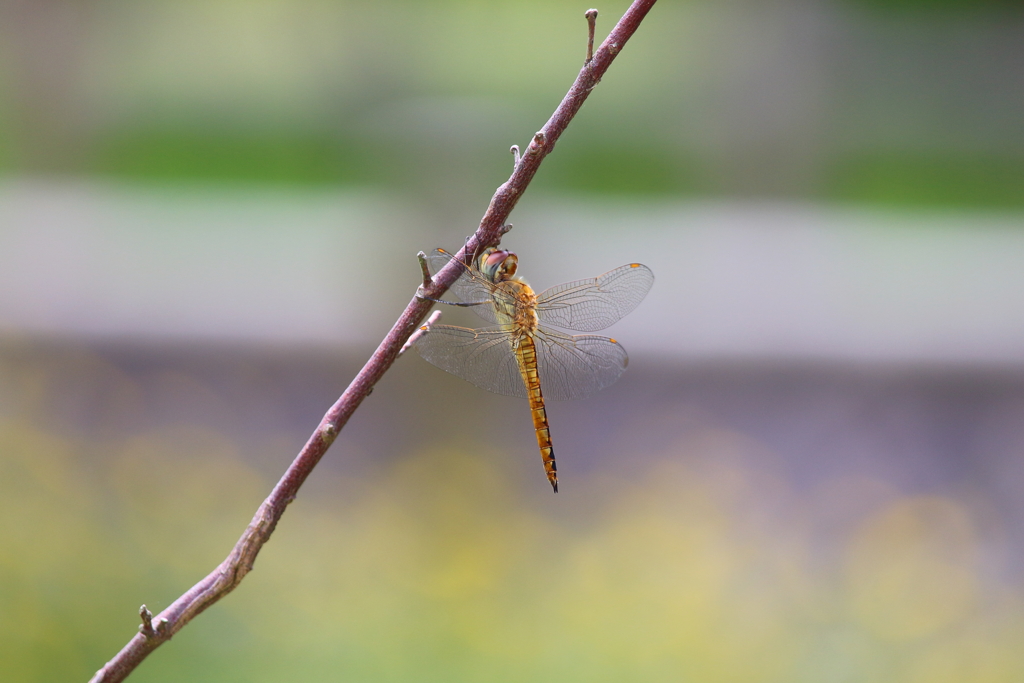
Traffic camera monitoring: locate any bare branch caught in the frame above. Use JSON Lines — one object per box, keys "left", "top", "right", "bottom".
{"left": 88, "top": 2, "right": 658, "bottom": 680}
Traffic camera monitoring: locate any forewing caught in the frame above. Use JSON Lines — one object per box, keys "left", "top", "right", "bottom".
{"left": 414, "top": 324, "right": 527, "bottom": 398}
{"left": 425, "top": 249, "right": 499, "bottom": 324}
{"left": 534, "top": 329, "right": 629, "bottom": 401}
{"left": 535, "top": 263, "right": 654, "bottom": 332}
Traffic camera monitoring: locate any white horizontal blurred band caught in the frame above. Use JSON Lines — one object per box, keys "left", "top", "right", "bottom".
{"left": 1, "top": 179, "right": 1022, "bottom": 365}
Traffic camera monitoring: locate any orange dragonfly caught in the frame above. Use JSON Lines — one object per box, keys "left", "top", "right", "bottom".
{"left": 415, "top": 246, "right": 654, "bottom": 492}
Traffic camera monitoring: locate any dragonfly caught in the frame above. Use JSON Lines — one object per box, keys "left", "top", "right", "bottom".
{"left": 415, "top": 246, "right": 654, "bottom": 492}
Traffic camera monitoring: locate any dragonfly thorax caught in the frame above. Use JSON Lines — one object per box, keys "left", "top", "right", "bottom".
{"left": 491, "top": 280, "right": 539, "bottom": 333}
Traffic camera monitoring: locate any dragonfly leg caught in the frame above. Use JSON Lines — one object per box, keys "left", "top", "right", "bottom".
{"left": 416, "top": 293, "right": 490, "bottom": 308}
{"left": 463, "top": 235, "right": 479, "bottom": 267}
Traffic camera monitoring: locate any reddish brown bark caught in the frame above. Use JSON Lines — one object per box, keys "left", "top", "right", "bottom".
{"left": 89, "top": 2, "right": 658, "bottom": 680}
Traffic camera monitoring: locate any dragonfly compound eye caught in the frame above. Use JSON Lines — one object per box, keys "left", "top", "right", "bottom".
{"left": 501, "top": 254, "right": 518, "bottom": 278}
{"left": 481, "top": 249, "right": 516, "bottom": 281}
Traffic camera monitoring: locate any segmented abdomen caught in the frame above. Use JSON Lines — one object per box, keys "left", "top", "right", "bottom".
{"left": 515, "top": 334, "right": 557, "bottom": 492}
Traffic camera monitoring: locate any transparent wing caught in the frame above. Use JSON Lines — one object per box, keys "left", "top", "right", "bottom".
{"left": 533, "top": 329, "right": 629, "bottom": 401}
{"left": 414, "top": 324, "right": 527, "bottom": 398}
{"left": 414, "top": 325, "right": 629, "bottom": 401}
{"left": 425, "top": 249, "right": 502, "bottom": 324}
{"left": 535, "top": 263, "right": 654, "bottom": 332}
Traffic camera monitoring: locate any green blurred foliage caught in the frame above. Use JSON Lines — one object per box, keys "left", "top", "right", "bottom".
{"left": 850, "top": 0, "right": 1022, "bottom": 10}
{"left": 0, "top": 0, "right": 1020, "bottom": 210}
{"left": 91, "top": 130, "right": 389, "bottom": 187}
{"left": 825, "top": 152, "right": 1024, "bottom": 209}
{"left": 83, "top": 131, "right": 1024, "bottom": 208}
{"left": 4, "top": 424, "right": 1024, "bottom": 682}
{"left": 2, "top": 344, "right": 1024, "bottom": 682}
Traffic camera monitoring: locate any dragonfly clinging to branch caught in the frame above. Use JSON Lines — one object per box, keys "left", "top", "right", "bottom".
{"left": 415, "top": 246, "right": 654, "bottom": 492}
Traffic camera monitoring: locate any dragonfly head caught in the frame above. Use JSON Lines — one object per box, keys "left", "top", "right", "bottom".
{"left": 478, "top": 248, "right": 518, "bottom": 282}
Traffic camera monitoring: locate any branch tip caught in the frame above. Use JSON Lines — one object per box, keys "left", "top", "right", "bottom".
{"left": 417, "top": 251, "right": 432, "bottom": 288}
{"left": 139, "top": 605, "right": 155, "bottom": 637}
{"left": 585, "top": 9, "right": 598, "bottom": 63}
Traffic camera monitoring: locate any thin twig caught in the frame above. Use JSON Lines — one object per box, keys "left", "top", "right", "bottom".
{"left": 416, "top": 251, "right": 432, "bottom": 288}
{"left": 585, "top": 9, "right": 598, "bottom": 63}
{"left": 88, "top": 2, "right": 657, "bottom": 681}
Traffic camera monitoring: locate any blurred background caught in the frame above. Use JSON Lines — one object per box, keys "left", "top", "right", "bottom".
{"left": 1, "top": 0, "right": 1023, "bottom": 681}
